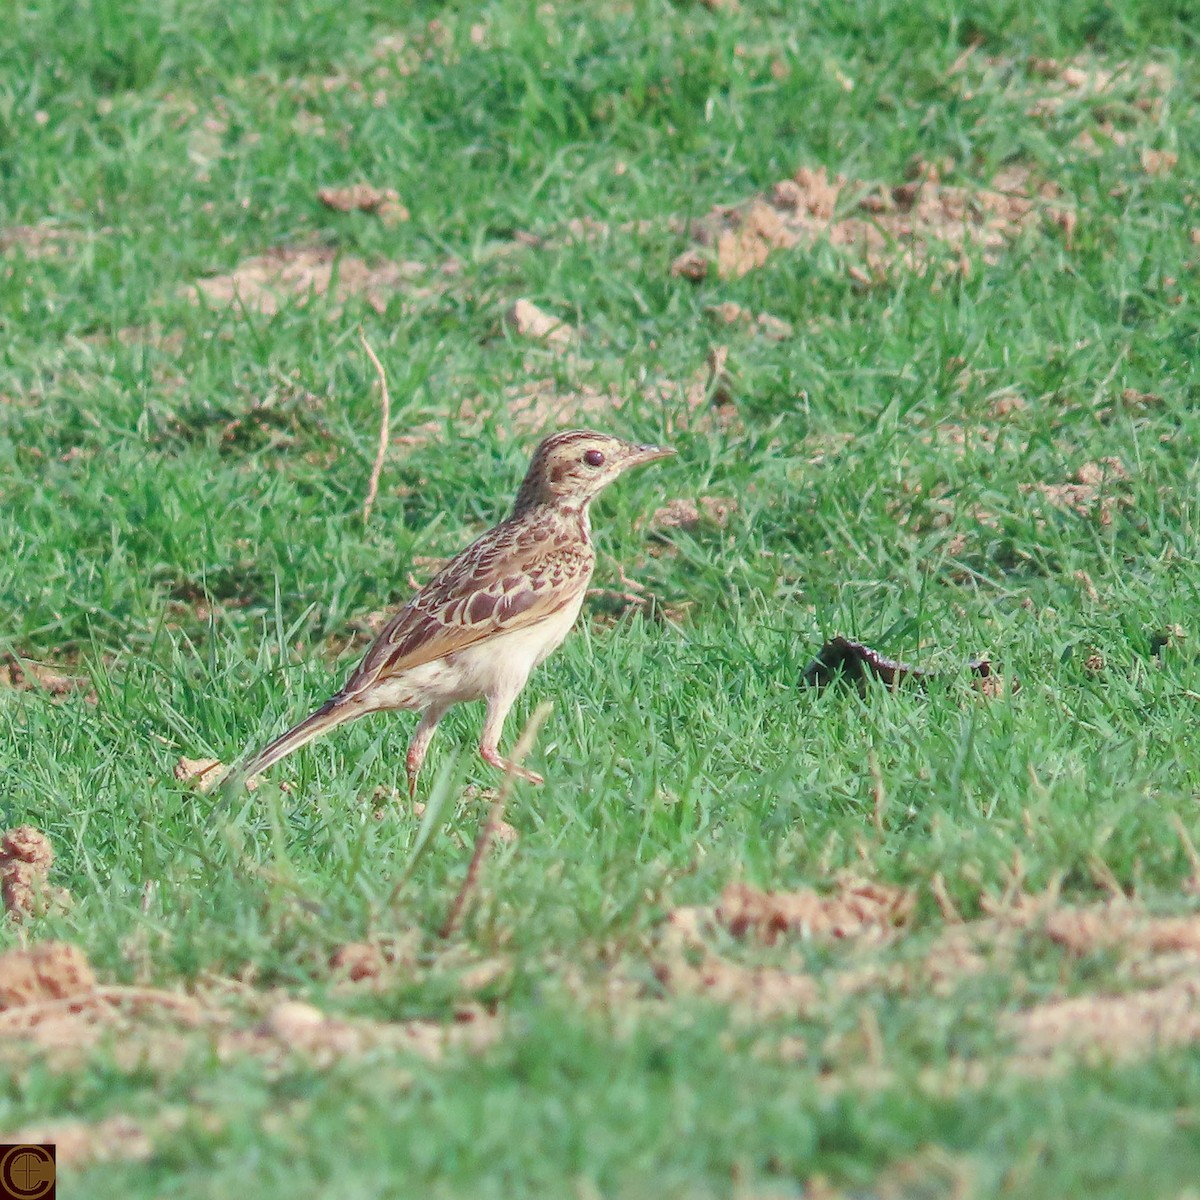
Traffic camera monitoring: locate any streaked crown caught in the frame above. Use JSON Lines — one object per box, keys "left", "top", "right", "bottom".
{"left": 512, "top": 430, "right": 674, "bottom": 514}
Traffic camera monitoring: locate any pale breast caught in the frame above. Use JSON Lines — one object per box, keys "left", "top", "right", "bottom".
{"left": 365, "top": 589, "right": 587, "bottom": 712}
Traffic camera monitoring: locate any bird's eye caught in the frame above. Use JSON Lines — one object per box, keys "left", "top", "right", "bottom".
{"left": 583, "top": 449, "right": 605, "bottom": 468}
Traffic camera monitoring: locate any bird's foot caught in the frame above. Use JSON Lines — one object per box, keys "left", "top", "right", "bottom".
{"left": 480, "top": 746, "right": 544, "bottom": 785}
{"left": 405, "top": 751, "right": 424, "bottom": 801}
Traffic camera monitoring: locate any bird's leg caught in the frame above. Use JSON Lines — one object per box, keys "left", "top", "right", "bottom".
{"left": 479, "top": 690, "right": 545, "bottom": 785}
{"left": 405, "top": 705, "right": 447, "bottom": 799}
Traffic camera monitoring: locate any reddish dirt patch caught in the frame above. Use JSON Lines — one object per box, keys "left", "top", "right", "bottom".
{"left": 378, "top": 373, "right": 625, "bottom": 450}
{"left": 686, "top": 344, "right": 734, "bottom": 408}
{"left": 956, "top": 54, "right": 1173, "bottom": 166}
{"left": 241, "top": 999, "right": 496, "bottom": 1063}
{"left": 1012, "top": 978, "right": 1200, "bottom": 1061}
{"left": 0, "top": 224, "right": 87, "bottom": 258}
{"left": 317, "top": 183, "right": 409, "bottom": 224}
{"left": 671, "top": 166, "right": 840, "bottom": 281}
{"left": 1021, "top": 459, "right": 1130, "bottom": 525}
{"left": 1, "top": 656, "right": 95, "bottom": 702}
{"left": 707, "top": 301, "right": 793, "bottom": 340}
{"left": 172, "top": 756, "right": 232, "bottom": 792}
{"left": 716, "top": 878, "right": 916, "bottom": 944}
{"left": 192, "top": 246, "right": 432, "bottom": 316}
{"left": 501, "top": 377, "right": 622, "bottom": 432}
{"left": 0, "top": 1112, "right": 169, "bottom": 1169}
{"left": 0, "top": 942, "right": 499, "bottom": 1073}
{"left": 329, "top": 942, "right": 388, "bottom": 982}
{"left": 1023, "top": 55, "right": 1173, "bottom": 118}
{"left": 924, "top": 890, "right": 1200, "bottom": 1000}
{"left": 803, "top": 430, "right": 856, "bottom": 465}
{"left": 989, "top": 389, "right": 1029, "bottom": 418}
{"left": 653, "top": 878, "right": 913, "bottom": 1019}
{"left": 1042, "top": 904, "right": 1200, "bottom": 957}
{"left": 671, "top": 162, "right": 1072, "bottom": 284}
{"left": 656, "top": 879, "right": 1200, "bottom": 1071}
{"left": 1099, "top": 387, "right": 1162, "bottom": 424}
{"left": 325, "top": 935, "right": 426, "bottom": 986}
{"left": 0, "top": 943, "right": 95, "bottom": 1007}
{"left": 1074, "top": 457, "right": 1129, "bottom": 486}
{"left": 654, "top": 951, "right": 821, "bottom": 1020}
{"left": 651, "top": 497, "right": 735, "bottom": 532}
{"left": 1139, "top": 148, "right": 1178, "bottom": 176}
{"left": 650, "top": 344, "right": 740, "bottom": 435}
{"left": 653, "top": 905, "right": 821, "bottom": 1019}
{"left": 503, "top": 299, "right": 574, "bottom": 347}
{"left": 0, "top": 827, "right": 70, "bottom": 921}
{"left": 114, "top": 323, "right": 187, "bottom": 355}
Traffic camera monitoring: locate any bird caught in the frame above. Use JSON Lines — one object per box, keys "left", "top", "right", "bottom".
{"left": 236, "top": 430, "right": 675, "bottom": 796}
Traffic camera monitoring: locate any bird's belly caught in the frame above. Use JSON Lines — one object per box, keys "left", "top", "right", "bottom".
{"left": 369, "top": 597, "right": 585, "bottom": 711}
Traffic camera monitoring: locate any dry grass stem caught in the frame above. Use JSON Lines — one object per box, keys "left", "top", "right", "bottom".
{"left": 1171, "top": 814, "right": 1200, "bottom": 893}
{"left": 930, "top": 873, "right": 964, "bottom": 924}
{"left": 439, "top": 702, "right": 553, "bottom": 939}
{"left": 358, "top": 329, "right": 391, "bottom": 527}
{"left": 868, "top": 751, "right": 887, "bottom": 836}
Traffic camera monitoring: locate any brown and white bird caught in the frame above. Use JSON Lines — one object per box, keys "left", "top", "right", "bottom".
{"left": 237, "top": 430, "right": 674, "bottom": 795}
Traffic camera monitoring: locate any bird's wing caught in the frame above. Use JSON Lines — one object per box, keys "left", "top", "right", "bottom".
{"left": 339, "top": 519, "right": 593, "bottom": 700}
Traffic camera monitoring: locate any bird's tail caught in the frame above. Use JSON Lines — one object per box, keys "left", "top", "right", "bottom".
{"left": 236, "top": 696, "right": 361, "bottom": 782}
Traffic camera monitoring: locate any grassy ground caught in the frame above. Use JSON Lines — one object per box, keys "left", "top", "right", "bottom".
{"left": 1, "top": 0, "right": 1199, "bottom": 1195}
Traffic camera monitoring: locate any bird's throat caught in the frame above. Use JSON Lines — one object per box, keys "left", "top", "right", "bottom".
{"left": 514, "top": 499, "right": 592, "bottom": 546}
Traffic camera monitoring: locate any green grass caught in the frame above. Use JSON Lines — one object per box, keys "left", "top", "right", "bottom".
{"left": 2, "top": 0, "right": 1199, "bottom": 1195}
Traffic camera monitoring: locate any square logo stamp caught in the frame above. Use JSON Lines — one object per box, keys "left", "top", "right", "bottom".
{"left": 0, "top": 1146, "right": 55, "bottom": 1200}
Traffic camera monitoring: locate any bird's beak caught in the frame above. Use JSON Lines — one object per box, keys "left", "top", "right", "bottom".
{"left": 626, "top": 443, "right": 676, "bottom": 467}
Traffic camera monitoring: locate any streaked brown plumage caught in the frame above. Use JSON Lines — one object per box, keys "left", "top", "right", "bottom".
{"left": 238, "top": 430, "right": 674, "bottom": 794}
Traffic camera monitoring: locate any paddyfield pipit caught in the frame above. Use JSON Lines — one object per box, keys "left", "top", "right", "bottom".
{"left": 238, "top": 430, "right": 674, "bottom": 794}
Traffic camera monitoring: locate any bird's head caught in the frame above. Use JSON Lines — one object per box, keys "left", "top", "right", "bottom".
{"left": 513, "top": 430, "right": 675, "bottom": 514}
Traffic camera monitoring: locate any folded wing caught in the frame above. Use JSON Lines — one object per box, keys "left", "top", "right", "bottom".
{"left": 339, "top": 527, "right": 593, "bottom": 701}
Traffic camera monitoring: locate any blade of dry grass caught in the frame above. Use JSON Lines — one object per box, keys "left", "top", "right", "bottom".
{"left": 358, "top": 329, "right": 391, "bottom": 527}
{"left": 439, "top": 702, "right": 553, "bottom": 939}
